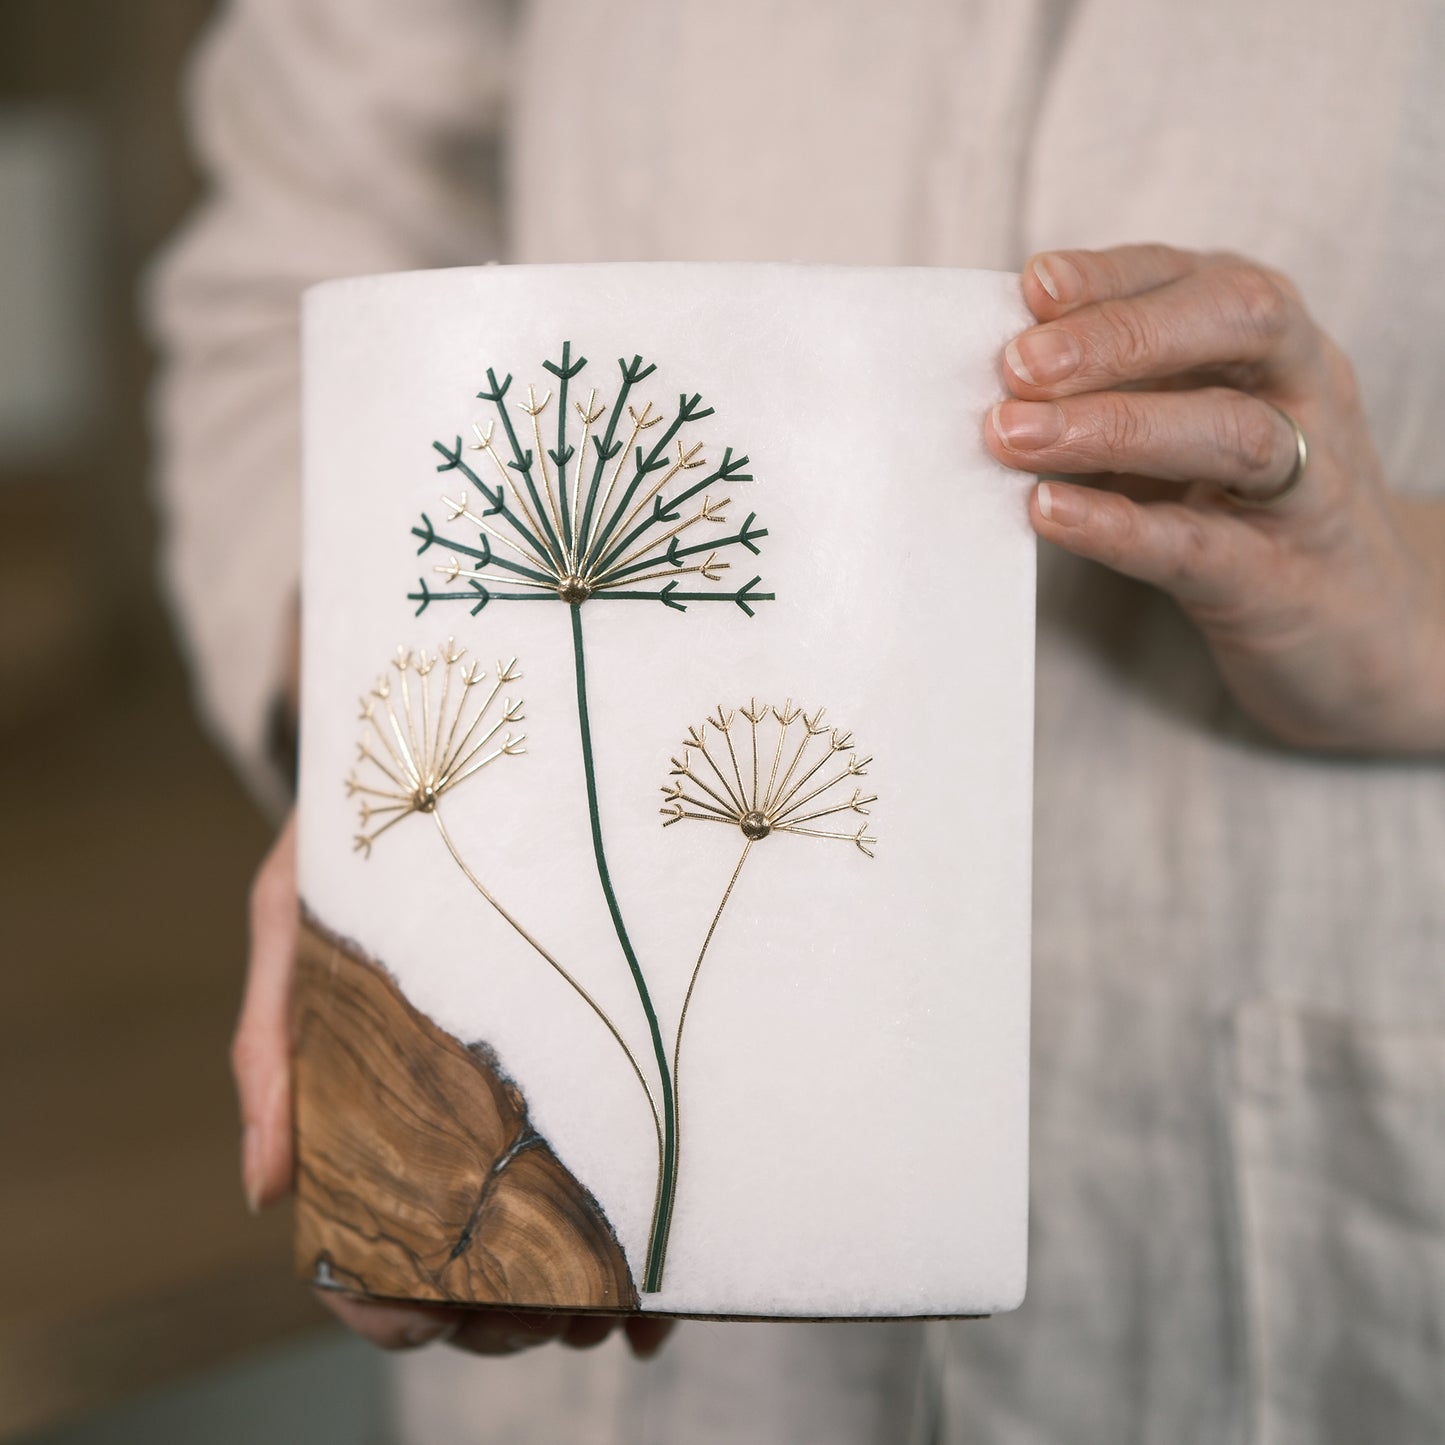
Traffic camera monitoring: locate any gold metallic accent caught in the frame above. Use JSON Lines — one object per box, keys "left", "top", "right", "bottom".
{"left": 346, "top": 643, "right": 662, "bottom": 1153}
{"left": 431, "top": 809, "right": 661, "bottom": 1153}
{"left": 669, "top": 754, "right": 743, "bottom": 819}
{"left": 591, "top": 497, "right": 731, "bottom": 585}
{"left": 667, "top": 835, "right": 754, "bottom": 1255}
{"left": 571, "top": 388, "right": 606, "bottom": 560}
{"left": 592, "top": 440, "right": 708, "bottom": 565}
{"left": 441, "top": 490, "right": 555, "bottom": 576}
{"left": 347, "top": 643, "right": 525, "bottom": 851}
{"left": 740, "top": 810, "right": 771, "bottom": 840}
{"left": 658, "top": 700, "right": 881, "bottom": 856}
{"left": 592, "top": 559, "right": 730, "bottom": 591}
{"left": 519, "top": 383, "right": 569, "bottom": 569}
{"left": 580, "top": 400, "right": 660, "bottom": 565}
{"left": 459, "top": 420, "right": 565, "bottom": 575}
{"left": 434, "top": 560, "right": 560, "bottom": 593}
{"left": 441, "top": 365, "right": 762, "bottom": 620}
{"left": 1223, "top": 402, "right": 1309, "bottom": 508}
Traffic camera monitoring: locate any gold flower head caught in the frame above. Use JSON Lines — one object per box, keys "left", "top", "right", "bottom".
{"left": 347, "top": 640, "right": 525, "bottom": 855}
{"left": 660, "top": 699, "right": 877, "bottom": 856}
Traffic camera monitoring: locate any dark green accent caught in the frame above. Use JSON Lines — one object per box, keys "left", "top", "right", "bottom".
{"left": 474, "top": 372, "right": 513, "bottom": 406}
{"left": 598, "top": 514, "right": 770, "bottom": 582}
{"left": 577, "top": 354, "right": 654, "bottom": 557}
{"left": 430, "top": 439, "right": 505, "bottom": 514}
{"left": 407, "top": 579, "right": 562, "bottom": 616}
{"left": 412, "top": 517, "right": 555, "bottom": 584}
{"left": 481, "top": 555, "right": 557, "bottom": 584}
{"left": 541, "top": 341, "right": 587, "bottom": 382}
{"left": 590, "top": 446, "right": 752, "bottom": 577}
{"left": 429, "top": 439, "right": 554, "bottom": 565}
{"left": 433, "top": 438, "right": 504, "bottom": 514}
{"left": 569, "top": 604, "right": 677, "bottom": 1294}
{"left": 480, "top": 367, "right": 568, "bottom": 568}
{"left": 542, "top": 342, "right": 585, "bottom": 555}
{"left": 413, "top": 514, "right": 488, "bottom": 560}
{"left": 591, "top": 576, "right": 774, "bottom": 615}
{"left": 582, "top": 392, "right": 714, "bottom": 570}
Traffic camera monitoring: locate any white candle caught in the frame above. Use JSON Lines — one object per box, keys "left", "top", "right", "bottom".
{"left": 297, "top": 263, "right": 1034, "bottom": 1319}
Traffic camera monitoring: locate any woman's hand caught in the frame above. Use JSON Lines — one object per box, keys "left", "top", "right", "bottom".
{"left": 984, "top": 244, "right": 1445, "bottom": 753}
{"left": 235, "top": 814, "right": 674, "bottom": 1357}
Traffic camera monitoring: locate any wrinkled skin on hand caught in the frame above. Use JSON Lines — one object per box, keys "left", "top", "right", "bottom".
{"left": 985, "top": 243, "right": 1445, "bottom": 754}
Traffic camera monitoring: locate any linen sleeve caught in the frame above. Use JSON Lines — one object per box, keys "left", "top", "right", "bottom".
{"left": 145, "top": 0, "right": 511, "bottom": 812}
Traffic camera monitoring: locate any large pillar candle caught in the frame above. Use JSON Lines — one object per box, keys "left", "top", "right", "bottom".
{"left": 296, "top": 263, "right": 1035, "bottom": 1320}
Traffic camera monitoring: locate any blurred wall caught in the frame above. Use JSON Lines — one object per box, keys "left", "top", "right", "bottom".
{"left": 0, "top": 0, "right": 213, "bottom": 706}
{"left": 0, "top": 6, "right": 329, "bottom": 1437}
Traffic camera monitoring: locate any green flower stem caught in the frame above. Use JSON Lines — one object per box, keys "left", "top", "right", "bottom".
{"left": 570, "top": 602, "right": 678, "bottom": 1293}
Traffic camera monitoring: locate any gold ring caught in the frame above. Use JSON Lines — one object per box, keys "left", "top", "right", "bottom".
{"left": 1223, "top": 403, "right": 1308, "bottom": 508}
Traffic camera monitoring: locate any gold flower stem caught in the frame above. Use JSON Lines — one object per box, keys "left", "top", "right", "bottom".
{"left": 660, "top": 838, "right": 754, "bottom": 1271}
{"left": 430, "top": 808, "right": 662, "bottom": 1155}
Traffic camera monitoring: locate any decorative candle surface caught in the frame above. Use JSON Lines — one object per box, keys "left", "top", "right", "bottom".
{"left": 297, "top": 263, "right": 1035, "bottom": 1319}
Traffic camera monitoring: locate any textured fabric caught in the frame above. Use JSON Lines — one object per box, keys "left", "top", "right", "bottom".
{"left": 148, "top": 1, "right": 1445, "bottom": 1440}
{"left": 393, "top": 1321, "right": 929, "bottom": 1445}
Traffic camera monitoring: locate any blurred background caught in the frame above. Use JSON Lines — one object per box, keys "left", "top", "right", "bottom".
{"left": 0, "top": 5, "right": 382, "bottom": 1439}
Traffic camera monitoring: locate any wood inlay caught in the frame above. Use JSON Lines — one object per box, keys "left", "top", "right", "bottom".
{"left": 293, "top": 913, "right": 638, "bottom": 1311}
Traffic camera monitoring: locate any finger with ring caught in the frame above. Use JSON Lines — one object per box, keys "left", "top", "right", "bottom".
{"left": 1220, "top": 403, "right": 1307, "bottom": 507}
{"left": 989, "top": 387, "right": 1309, "bottom": 501}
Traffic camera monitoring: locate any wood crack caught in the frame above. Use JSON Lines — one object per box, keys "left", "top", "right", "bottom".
{"left": 293, "top": 910, "right": 637, "bottom": 1310}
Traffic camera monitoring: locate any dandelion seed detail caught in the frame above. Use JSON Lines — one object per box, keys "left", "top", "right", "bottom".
{"left": 396, "top": 345, "right": 778, "bottom": 1296}
{"left": 408, "top": 344, "right": 773, "bottom": 619}
{"left": 348, "top": 640, "right": 525, "bottom": 856}
{"left": 660, "top": 699, "right": 878, "bottom": 856}
{"left": 343, "top": 641, "right": 664, "bottom": 1228}
{"left": 656, "top": 698, "right": 879, "bottom": 1274}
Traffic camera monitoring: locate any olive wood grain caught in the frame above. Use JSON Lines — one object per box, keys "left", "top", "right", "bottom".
{"left": 293, "top": 912, "right": 638, "bottom": 1311}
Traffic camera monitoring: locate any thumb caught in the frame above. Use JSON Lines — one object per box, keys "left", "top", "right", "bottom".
{"left": 232, "top": 812, "right": 299, "bottom": 1212}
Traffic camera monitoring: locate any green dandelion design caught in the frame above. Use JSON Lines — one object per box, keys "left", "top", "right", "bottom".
{"left": 349, "top": 343, "right": 879, "bottom": 1296}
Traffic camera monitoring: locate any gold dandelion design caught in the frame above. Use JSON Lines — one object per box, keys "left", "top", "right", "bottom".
{"left": 346, "top": 640, "right": 663, "bottom": 1188}
{"left": 661, "top": 699, "right": 878, "bottom": 855}
{"left": 349, "top": 640, "right": 525, "bottom": 857}
{"left": 657, "top": 700, "right": 879, "bottom": 1273}
{"left": 394, "top": 346, "right": 775, "bottom": 1296}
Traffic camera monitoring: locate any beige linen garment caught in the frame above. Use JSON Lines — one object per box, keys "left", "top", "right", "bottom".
{"left": 148, "top": 1, "right": 1445, "bottom": 1441}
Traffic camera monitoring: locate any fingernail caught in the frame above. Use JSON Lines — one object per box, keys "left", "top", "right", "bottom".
{"left": 1006, "top": 330, "right": 1080, "bottom": 387}
{"left": 1032, "top": 254, "right": 1081, "bottom": 304}
{"left": 992, "top": 401, "right": 1063, "bottom": 451}
{"left": 402, "top": 1319, "right": 458, "bottom": 1349}
{"left": 241, "top": 1125, "right": 262, "bottom": 1214}
{"left": 1036, "top": 482, "right": 1087, "bottom": 527}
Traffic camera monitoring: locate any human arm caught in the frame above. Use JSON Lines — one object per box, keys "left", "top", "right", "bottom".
{"left": 146, "top": 0, "right": 512, "bottom": 807}
{"left": 984, "top": 243, "right": 1445, "bottom": 753}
